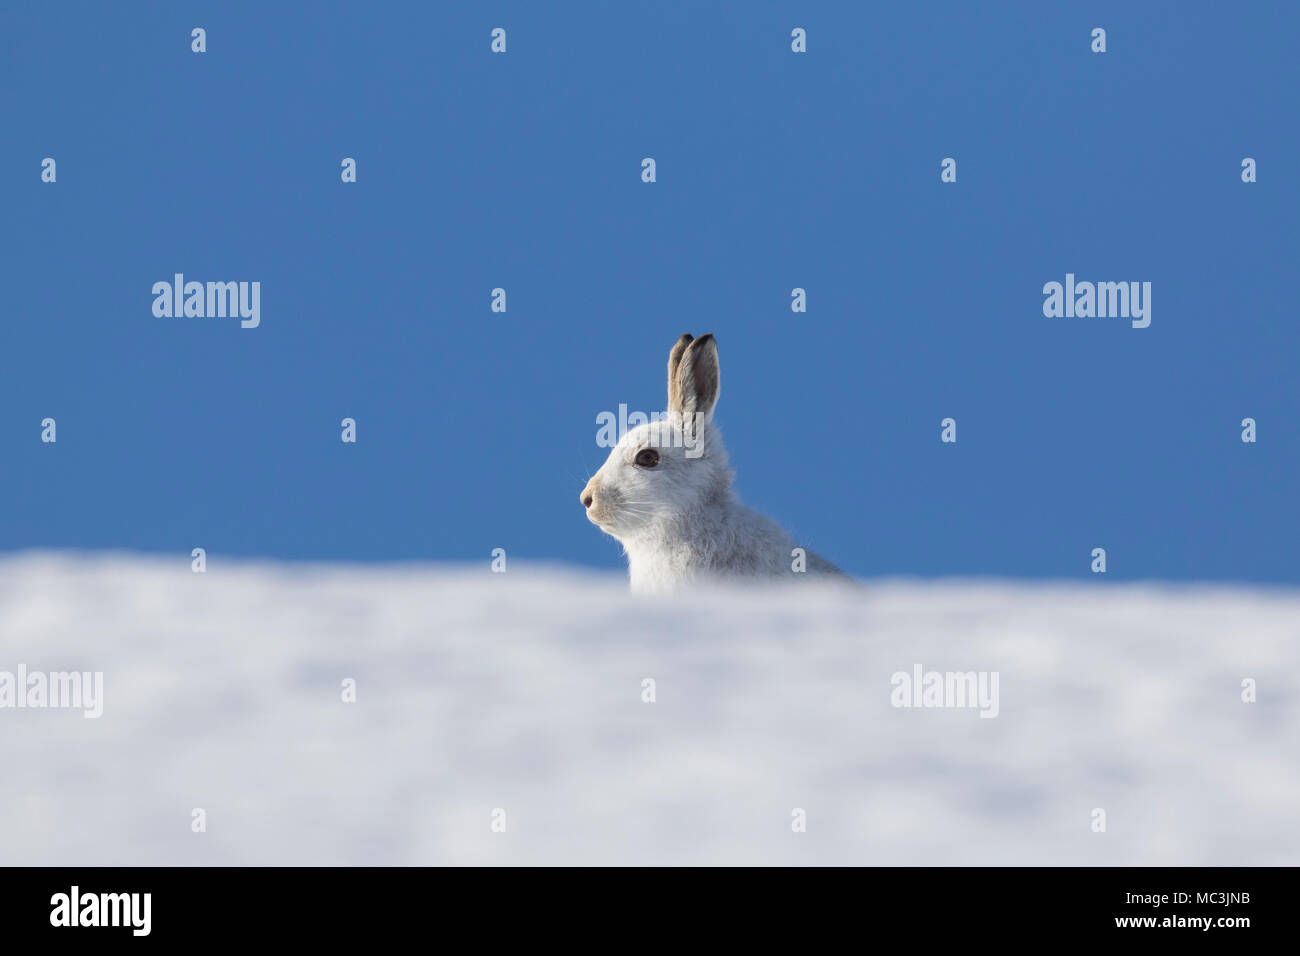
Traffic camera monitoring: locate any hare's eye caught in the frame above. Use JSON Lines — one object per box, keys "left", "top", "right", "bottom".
{"left": 634, "top": 448, "right": 660, "bottom": 468}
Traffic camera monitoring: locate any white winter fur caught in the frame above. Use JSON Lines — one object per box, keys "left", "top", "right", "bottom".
{"left": 581, "top": 333, "right": 847, "bottom": 594}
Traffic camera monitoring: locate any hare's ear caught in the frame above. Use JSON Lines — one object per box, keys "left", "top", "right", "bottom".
{"left": 667, "top": 333, "right": 694, "bottom": 416}
{"left": 673, "top": 333, "right": 720, "bottom": 424}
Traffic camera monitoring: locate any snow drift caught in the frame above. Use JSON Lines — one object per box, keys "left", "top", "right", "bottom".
{"left": 1, "top": 552, "right": 1297, "bottom": 866}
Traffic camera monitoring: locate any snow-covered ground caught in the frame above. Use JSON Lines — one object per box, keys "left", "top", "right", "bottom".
{"left": 0, "top": 552, "right": 1296, "bottom": 866}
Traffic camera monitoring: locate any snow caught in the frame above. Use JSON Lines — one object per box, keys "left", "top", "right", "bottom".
{"left": 1, "top": 552, "right": 1297, "bottom": 865}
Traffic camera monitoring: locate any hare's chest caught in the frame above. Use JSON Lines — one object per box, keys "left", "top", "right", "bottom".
{"left": 625, "top": 544, "right": 698, "bottom": 594}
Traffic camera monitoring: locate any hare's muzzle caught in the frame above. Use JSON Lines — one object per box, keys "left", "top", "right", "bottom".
{"left": 580, "top": 476, "right": 599, "bottom": 511}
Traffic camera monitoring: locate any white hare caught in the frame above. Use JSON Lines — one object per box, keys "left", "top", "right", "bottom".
{"left": 580, "top": 333, "right": 847, "bottom": 593}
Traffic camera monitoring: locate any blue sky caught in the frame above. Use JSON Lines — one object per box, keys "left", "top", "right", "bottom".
{"left": 3, "top": 1, "right": 1296, "bottom": 582}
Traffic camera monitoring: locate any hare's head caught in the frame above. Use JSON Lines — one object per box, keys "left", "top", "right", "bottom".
{"left": 581, "top": 333, "right": 731, "bottom": 540}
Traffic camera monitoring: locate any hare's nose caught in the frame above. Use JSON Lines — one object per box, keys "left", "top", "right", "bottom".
{"left": 582, "top": 494, "right": 594, "bottom": 509}
{"left": 580, "top": 477, "right": 599, "bottom": 509}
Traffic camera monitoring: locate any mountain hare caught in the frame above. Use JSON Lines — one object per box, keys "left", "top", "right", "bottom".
{"left": 581, "top": 333, "right": 847, "bottom": 593}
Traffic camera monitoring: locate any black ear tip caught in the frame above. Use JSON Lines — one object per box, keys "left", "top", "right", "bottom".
{"left": 678, "top": 332, "right": 694, "bottom": 344}
{"left": 696, "top": 332, "right": 716, "bottom": 346}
